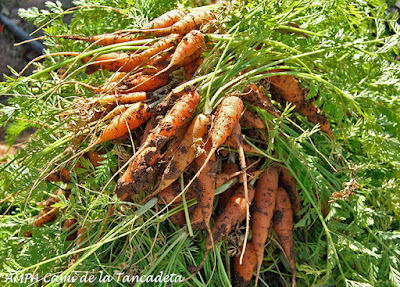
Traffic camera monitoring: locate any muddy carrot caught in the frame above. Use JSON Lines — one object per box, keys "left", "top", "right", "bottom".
{"left": 232, "top": 241, "right": 257, "bottom": 287}
{"left": 279, "top": 167, "right": 301, "bottom": 216}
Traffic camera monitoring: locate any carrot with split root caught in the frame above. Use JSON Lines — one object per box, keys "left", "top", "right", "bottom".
{"left": 273, "top": 187, "right": 296, "bottom": 286}
{"left": 138, "top": 10, "right": 215, "bottom": 36}
{"left": 233, "top": 241, "right": 257, "bottom": 287}
{"left": 252, "top": 167, "right": 278, "bottom": 285}
{"left": 94, "top": 102, "right": 150, "bottom": 145}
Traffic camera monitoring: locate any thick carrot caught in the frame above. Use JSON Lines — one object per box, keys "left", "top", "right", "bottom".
{"left": 242, "top": 84, "right": 280, "bottom": 118}
{"left": 183, "top": 56, "right": 203, "bottom": 80}
{"left": 192, "top": 140, "right": 217, "bottom": 228}
{"left": 121, "top": 72, "right": 170, "bottom": 93}
{"left": 138, "top": 10, "right": 215, "bottom": 36}
{"left": 268, "top": 73, "right": 334, "bottom": 139}
{"left": 232, "top": 241, "right": 257, "bottom": 287}
{"left": 95, "top": 102, "right": 150, "bottom": 145}
{"left": 252, "top": 167, "right": 278, "bottom": 285}
{"left": 273, "top": 187, "right": 296, "bottom": 286}
{"left": 189, "top": 184, "right": 255, "bottom": 272}
{"left": 240, "top": 110, "right": 267, "bottom": 129}
{"left": 82, "top": 33, "right": 182, "bottom": 74}
{"left": 279, "top": 167, "right": 301, "bottom": 215}
{"left": 94, "top": 92, "right": 147, "bottom": 105}
{"left": 142, "top": 9, "right": 186, "bottom": 30}
{"left": 158, "top": 114, "right": 211, "bottom": 192}
{"left": 115, "top": 89, "right": 200, "bottom": 199}
{"left": 140, "top": 53, "right": 172, "bottom": 74}
{"left": 158, "top": 182, "right": 196, "bottom": 204}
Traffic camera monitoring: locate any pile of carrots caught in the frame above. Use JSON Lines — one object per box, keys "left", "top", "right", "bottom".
{"left": 29, "top": 6, "right": 337, "bottom": 286}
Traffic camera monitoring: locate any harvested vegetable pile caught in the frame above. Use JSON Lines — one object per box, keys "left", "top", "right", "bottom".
{"left": 1, "top": 1, "right": 400, "bottom": 286}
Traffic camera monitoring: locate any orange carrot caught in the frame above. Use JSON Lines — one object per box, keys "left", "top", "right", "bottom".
{"left": 82, "top": 33, "right": 182, "bottom": 74}
{"left": 142, "top": 9, "right": 186, "bottom": 30}
{"left": 217, "top": 162, "right": 240, "bottom": 209}
{"left": 62, "top": 218, "right": 78, "bottom": 241}
{"left": 273, "top": 187, "right": 296, "bottom": 286}
{"left": 183, "top": 56, "right": 203, "bottom": 80}
{"left": 158, "top": 114, "right": 211, "bottom": 191}
{"left": 279, "top": 167, "right": 301, "bottom": 216}
{"left": 192, "top": 140, "right": 217, "bottom": 228}
{"left": 138, "top": 10, "right": 215, "bottom": 36}
{"left": 158, "top": 182, "right": 196, "bottom": 204}
{"left": 121, "top": 72, "right": 170, "bottom": 93}
{"left": 232, "top": 241, "right": 257, "bottom": 287}
{"left": 140, "top": 53, "right": 172, "bottom": 74}
{"left": 95, "top": 102, "right": 150, "bottom": 145}
{"left": 252, "top": 167, "right": 278, "bottom": 285}
{"left": 54, "top": 32, "right": 144, "bottom": 46}
{"left": 242, "top": 84, "right": 280, "bottom": 118}
{"left": 33, "top": 189, "right": 65, "bottom": 227}
{"left": 86, "top": 150, "right": 106, "bottom": 168}
{"left": 240, "top": 110, "right": 267, "bottom": 129}
{"left": 94, "top": 92, "right": 147, "bottom": 105}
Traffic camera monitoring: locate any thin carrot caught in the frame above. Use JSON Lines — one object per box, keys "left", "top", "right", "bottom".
{"left": 279, "top": 167, "right": 301, "bottom": 216}
{"left": 232, "top": 241, "right": 257, "bottom": 287}
{"left": 273, "top": 186, "right": 296, "bottom": 286}
{"left": 33, "top": 189, "right": 65, "bottom": 227}
{"left": 252, "top": 167, "right": 278, "bottom": 285}
{"left": 157, "top": 114, "right": 211, "bottom": 192}
{"left": 138, "top": 10, "right": 215, "bottom": 36}
{"left": 94, "top": 102, "right": 150, "bottom": 145}
{"left": 98, "top": 104, "right": 131, "bottom": 123}
{"left": 94, "top": 92, "right": 147, "bottom": 105}
{"left": 54, "top": 32, "right": 144, "bottom": 46}
{"left": 82, "top": 33, "right": 182, "bottom": 73}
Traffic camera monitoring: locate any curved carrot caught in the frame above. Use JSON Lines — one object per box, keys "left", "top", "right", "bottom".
{"left": 252, "top": 167, "right": 278, "bottom": 285}
{"left": 95, "top": 102, "right": 151, "bottom": 145}
{"left": 273, "top": 187, "right": 296, "bottom": 286}
{"left": 232, "top": 241, "right": 257, "bottom": 287}
{"left": 138, "top": 10, "right": 215, "bottom": 36}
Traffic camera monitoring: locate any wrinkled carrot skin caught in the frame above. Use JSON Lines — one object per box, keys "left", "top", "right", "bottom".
{"left": 193, "top": 140, "right": 217, "bottom": 227}
{"left": 252, "top": 167, "right": 278, "bottom": 278}
{"left": 158, "top": 114, "right": 211, "bottom": 191}
{"left": 96, "top": 92, "right": 147, "bottom": 105}
{"left": 183, "top": 56, "right": 203, "bottom": 80}
{"left": 122, "top": 73, "right": 170, "bottom": 93}
{"left": 242, "top": 84, "right": 281, "bottom": 118}
{"left": 96, "top": 102, "right": 151, "bottom": 145}
{"left": 268, "top": 73, "right": 334, "bottom": 139}
{"left": 232, "top": 242, "right": 257, "bottom": 287}
{"left": 139, "top": 10, "right": 215, "bottom": 36}
{"left": 143, "top": 9, "right": 186, "bottom": 30}
{"left": 279, "top": 167, "right": 301, "bottom": 215}
{"left": 273, "top": 187, "right": 296, "bottom": 284}
{"left": 83, "top": 34, "right": 182, "bottom": 73}
{"left": 240, "top": 110, "right": 267, "bottom": 129}
{"left": 205, "top": 185, "right": 255, "bottom": 252}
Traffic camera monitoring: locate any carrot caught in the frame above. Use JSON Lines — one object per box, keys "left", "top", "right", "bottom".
{"left": 192, "top": 140, "right": 217, "bottom": 228}
{"left": 189, "top": 184, "right": 255, "bottom": 273}
{"left": 140, "top": 53, "right": 172, "bottom": 74}
{"left": 252, "top": 167, "right": 278, "bottom": 285}
{"left": 142, "top": 9, "right": 186, "bottom": 30}
{"left": 134, "top": 30, "right": 205, "bottom": 91}
{"left": 183, "top": 56, "right": 203, "bottom": 80}
{"left": 169, "top": 203, "right": 203, "bottom": 230}
{"left": 279, "top": 167, "right": 301, "bottom": 216}
{"left": 115, "top": 89, "right": 200, "bottom": 199}
{"left": 157, "top": 114, "right": 211, "bottom": 192}
{"left": 223, "top": 136, "right": 262, "bottom": 154}
{"left": 273, "top": 187, "right": 296, "bottom": 286}
{"left": 82, "top": 33, "right": 182, "bottom": 74}
{"left": 169, "top": 207, "right": 186, "bottom": 226}
{"left": 138, "top": 10, "right": 215, "bottom": 36}
{"left": 217, "top": 162, "right": 240, "bottom": 209}
{"left": 86, "top": 150, "right": 106, "bottom": 168}
{"left": 240, "top": 110, "right": 267, "bottom": 129}
{"left": 242, "top": 84, "right": 280, "bottom": 118}
{"left": 268, "top": 73, "right": 334, "bottom": 139}
{"left": 53, "top": 32, "right": 142, "bottom": 46}
{"left": 232, "top": 241, "right": 257, "bottom": 287}
{"left": 94, "top": 102, "right": 150, "bottom": 145}
{"left": 33, "top": 189, "right": 65, "bottom": 227}
{"left": 121, "top": 72, "right": 170, "bottom": 93}
{"left": 94, "top": 92, "right": 147, "bottom": 105}
{"left": 158, "top": 182, "right": 196, "bottom": 204}
{"left": 62, "top": 218, "right": 78, "bottom": 241}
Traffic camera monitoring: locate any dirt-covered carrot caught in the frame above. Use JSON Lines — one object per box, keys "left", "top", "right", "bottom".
{"left": 158, "top": 182, "right": 196, "bottom": 204}
{"left": 140, "top": 53, "right": 172, "bottom": 74}
{"left": 252, "top": 167, "right": 278, "bottom": 285}
{"left": 192, "top": 140, "right": 217, "bottom": 228}
{"left": 121, "top": 73, "right": 170, "bottom": 93}
{"left": 217, "top": 162, "right": 240, "bottom": 209}
{"left": 268, "top": 73, "right": 334, "bottom": 139}
{"left": 157, "top": 114, "right": 211, "bottom": 192}
{"left": 232, "top": 241, "right": 257, "bottom": 287}
{"left": 273, "top": 187, "right": 296, "bottom": 286}
{"left": 142, "top": 9, "right": 186, "bottom": 30}
{"left": 86, "top": 150, "right": 105, "bottom": 168}
{"left": 62, "top": 218, "right": 78, "bottom": 241}
{"left": 242, "top": 84, "right": 280, "bottom": 118}
{"left": 94, "top": 102, "right": 150, "bottom": 145}
{"left": 94, "top": 92, "right": 147, "bottom": 105}
{"left": 115, "top": 89, "right": 200, "bottom": 199}
{"left": 183, "top": 56, "right": 203, "bottom": 80}
{"left": 82, "top": 33, "right": 182, "bottom": 74}
{"left": 279, "top": 167, "right": 301, "bottom": 216}
{"left": 223, "top": 136, "right": 262, "bottom": 154}
{"left": 189, "top": 184, "right": 255, "bottom": 272}
{"left": 240, "top": 110, "right": 267, "bottom": 129}
{"left": 138, "top": 10, "right": 215, "bottom": 36}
